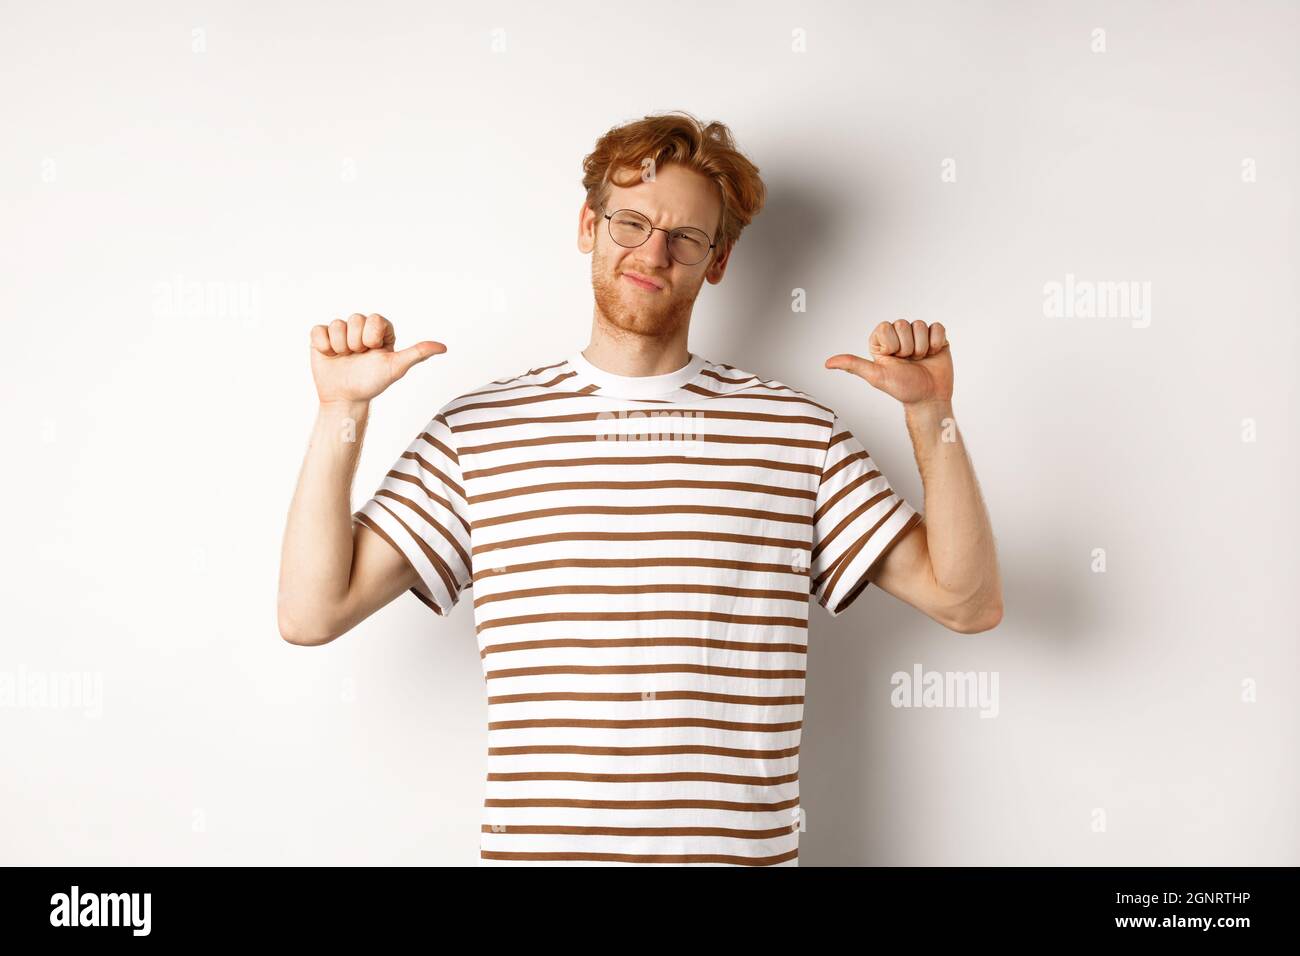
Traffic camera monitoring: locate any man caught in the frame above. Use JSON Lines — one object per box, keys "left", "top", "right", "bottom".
{"left": 277, "top": 112, "right": 1002, "bottom": 866}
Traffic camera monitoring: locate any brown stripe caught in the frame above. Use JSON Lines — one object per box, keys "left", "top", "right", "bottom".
{"left": 810, "top": 488, "right": 895, "bottom": 561}
{"left": 471, "top": 556, "right": 809, "bottom": 583}
{"left": 488, "top": 717, "right": 801, "bottom": 732}
{"left": 480, "top": 823, "right": 798, "bottom": 839}
{"left": 382, "top": 469, "right": 473, "bottom": 535}
{"left": 368, "top": 499, "right": 462, "bottom": 601}
{"left": 699, "top": 369, "right": 822, "bottom": 397}
{"left": 699, "top": 367, "right": 756, "bottom": 384}
{"left": 487, "top": 689, "right": 804, "bottom": 706}
{"left": 473, "top": 529, "right": 809, "bottom": 557}
{"left": 488, "top": 743, "right": 800, "bottom": 759}
{"left": 374, "top": 488, "right": 472, "bottom": 571}
{"left": 481, "top": 636, "right": 808, "bottom": 658}
{"left": 484, "top": 796, "right": 799, "bottom": 811}
{"left": 474, "top": 582, "right": 809, "bottom": 608}
{"left": 818, "top": 499, "right": 906, "bottom": 598}
{"left": 460, "top": 368, "right": 579, "bottom": 400}
{"left": 697, "top": 374, "right": 832, "bottom": 413}
{"left": 830, "top": 511, "right": 924, "bottom": 613}
{"left": 453, "top": 386, "right": 601, "bottom": 415}
{"left": 415, "top": 426, "right": 458, "bottom": 465}
{"left": 476, "top": 609, "right": 809, "bottom": 633}
{"left": 817, "top": 500, "right": 905, "bottom": 601}
{"left": 400, "top": 450, "right": 466, "bottom": 501}
{"left": 813, "top": 467, "right": 881, "bottom": 523}
{"left": 480, "top": 848, "right": 798, "bottom": 865}
{"left": 450, "top": 408, "right": 831, "bottom": 434}
{"left": 469, "top": 478, "right": 817, "bottom": 506}
{"left": 821, "top": 447, "right": 872, "bottom": 487}
{"left": 407, "top": 586, "right": 444, "bottom": 614}
{"left": 460, "top": 431, "right": 826, "bottom": 457}
{"left": 463, "top": 453, "right": 820, "bottom": 482}
{"left": 681, "top": 384, "right": 833, "bottom": 414}
{"left": 354, "top": 512, "right": 447, "bottom": 615}
{"left": 484, "top": 359, "right": 571, "bottom": 388}
{"left": 485, "top": 770, "right": 798, "bottom": 786}
{"left": 484, "top": 662, "right": 806, "bottom": 681}
{"left": 474, "top": 502, "right": 813, "bottom": 531}
{"left": 586, "top": 367, "right": 834, "bottom": 414}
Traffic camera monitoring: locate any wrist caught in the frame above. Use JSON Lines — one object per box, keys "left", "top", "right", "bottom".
{"left": 318, "top": 398, "right": 370, "bottom": 419}
{"left": 903, "top": 397, "right": 953, "bottom": 421}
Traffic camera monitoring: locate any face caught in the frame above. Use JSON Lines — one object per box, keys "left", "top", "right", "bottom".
{"left": 578, "top": 162, "right": 733, "bottom": 340}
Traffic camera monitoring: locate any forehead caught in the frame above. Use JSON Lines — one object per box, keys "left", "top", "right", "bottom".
{"left": 605, "top": 162, "right": 721, "bottom": 233}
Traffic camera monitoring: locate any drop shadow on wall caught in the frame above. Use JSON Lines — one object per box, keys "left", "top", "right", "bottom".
{"left": 703, "top": 173, "right": 849, "bottom": 381}
{"left": 724, "top": 177, "right": 1086, "bottom": 865}
{"left": 799, "top": 533, "right": 1087, "bottom": 865}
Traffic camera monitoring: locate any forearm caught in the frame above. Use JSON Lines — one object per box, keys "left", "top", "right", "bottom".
{"left": 277, "top": 400, "right": 371, "bottom": 641}
{"left": 903, "top": 399, "right": 1001, "bottom": 612}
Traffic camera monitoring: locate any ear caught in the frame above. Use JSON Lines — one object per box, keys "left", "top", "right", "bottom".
{"left": 577, "top": 202, "right": 598, "bottom": 254}
{"left": 704, "top": 239, "right": 734, "bottom": 284}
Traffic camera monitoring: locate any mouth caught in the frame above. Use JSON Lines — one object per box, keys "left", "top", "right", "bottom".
{"left": 621, "top": 271, "right": 664, "bottom": 292}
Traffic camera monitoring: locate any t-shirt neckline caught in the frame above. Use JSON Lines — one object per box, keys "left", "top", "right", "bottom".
{"left": 565, "top": 349, "right": 708, "bottom": 400}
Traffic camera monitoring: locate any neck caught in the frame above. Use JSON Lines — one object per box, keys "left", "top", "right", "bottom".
{"left": 580, "top": 321, "right": 692, "bottom": 377}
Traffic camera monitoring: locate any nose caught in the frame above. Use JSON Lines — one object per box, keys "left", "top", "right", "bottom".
{"left": 637, "top": 228, "right": 673, "bottom": 269}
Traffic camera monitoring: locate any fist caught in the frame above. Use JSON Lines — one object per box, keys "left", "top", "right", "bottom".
{"left": 309, "top": 313, "right": 445, "bottom": 404}
{"left": 825, "top": 319, "right": 952, "bottom": 406}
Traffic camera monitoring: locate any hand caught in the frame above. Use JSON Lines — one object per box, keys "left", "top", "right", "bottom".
{"left": 825, "top": 319, "right": 952, "bottom": 406}
{"left": 309, "top": 313, "right": 445, "bottom": 405}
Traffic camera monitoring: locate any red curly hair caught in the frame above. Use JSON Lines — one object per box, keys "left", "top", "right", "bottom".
{"left": 581, "top": 111, "right": 767, "bottom": 258}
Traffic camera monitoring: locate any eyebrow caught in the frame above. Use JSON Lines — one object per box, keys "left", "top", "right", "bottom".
{"left": 610, "top": 205, "right": 713, "bottom": 237}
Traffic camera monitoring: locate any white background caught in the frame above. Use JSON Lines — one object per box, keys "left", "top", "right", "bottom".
{"left": 2, "top": 0, "right": 1296, "bottom": 865}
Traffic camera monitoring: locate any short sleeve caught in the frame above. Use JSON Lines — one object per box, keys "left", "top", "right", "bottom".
{"left": 352, "top": 409, "right": 473, "bottom": 617}
{"left": 811, "top": 413, "right": 923, "bottom": 617}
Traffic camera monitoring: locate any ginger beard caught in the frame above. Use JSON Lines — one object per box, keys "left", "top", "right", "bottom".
{"left": 590, "top": 231, "right": 702, "bottom": 340}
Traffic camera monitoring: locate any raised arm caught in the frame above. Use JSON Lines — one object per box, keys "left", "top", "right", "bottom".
{"left": 825, "top": 320, "right": 1003, "bottom": 634}
{"left": 276, "top": 313, "right": 445, "bottom": 646}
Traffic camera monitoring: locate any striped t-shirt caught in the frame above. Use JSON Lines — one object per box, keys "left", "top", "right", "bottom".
{"left": 353, "top": 349, "right": 922, "bottom": 866}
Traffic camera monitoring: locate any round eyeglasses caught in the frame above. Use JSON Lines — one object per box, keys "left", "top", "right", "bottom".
{"left": 602, "top": 207, "right": 716, "bottom": 266}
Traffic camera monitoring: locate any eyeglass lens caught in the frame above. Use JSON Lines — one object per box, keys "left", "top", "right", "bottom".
{"left": 607, "top": 210, "right": 711, "bottom": 265}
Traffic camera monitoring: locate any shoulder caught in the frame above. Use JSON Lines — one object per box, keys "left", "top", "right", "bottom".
{"left": 432, "top": 356, "right": 576, "bottom": 422}
{"left": 698, "top": 358, "right": 836, "bottom": 421}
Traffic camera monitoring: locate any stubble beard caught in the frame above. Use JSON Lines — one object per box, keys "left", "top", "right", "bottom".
{"left": 591, "top": 251, "right": 697, "bottom": 341}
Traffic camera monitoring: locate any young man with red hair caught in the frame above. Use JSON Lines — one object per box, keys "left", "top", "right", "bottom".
{"left": 277, "top": 111, "right": 1002, "bottom": 866}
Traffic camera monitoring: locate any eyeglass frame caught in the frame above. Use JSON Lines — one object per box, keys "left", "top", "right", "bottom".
{"left": 600, "top": 205, "right": 718, "bottom": 266}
